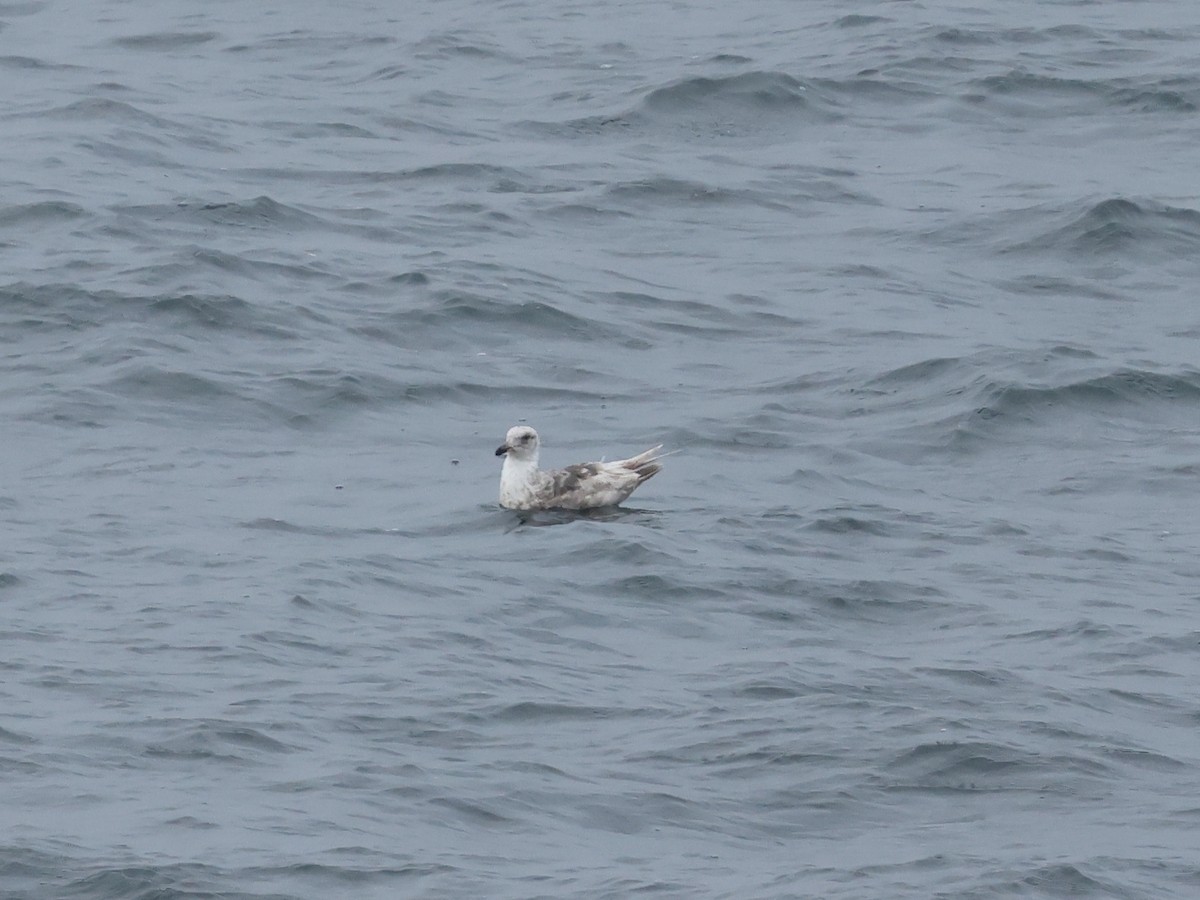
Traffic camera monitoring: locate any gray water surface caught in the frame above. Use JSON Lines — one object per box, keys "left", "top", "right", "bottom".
{"left": 2, "top": 1, "right": 1199, "bottom": 897}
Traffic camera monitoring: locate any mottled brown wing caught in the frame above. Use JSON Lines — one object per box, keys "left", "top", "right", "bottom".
{"left": 547, "top": 463, "right": 602, "bottom": 497}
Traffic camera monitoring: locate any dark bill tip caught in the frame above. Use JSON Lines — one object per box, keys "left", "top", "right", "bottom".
{"left": 495, "top": 444, "right": 510, "bottom": 456}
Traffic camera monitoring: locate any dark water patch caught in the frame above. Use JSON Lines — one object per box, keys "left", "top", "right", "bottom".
{"left": 0, "top": 282, "right": 298, "bottom": 340}
{"left": 395, "top": 291, "right": 636, "bottom": 347}
{"left": 1041, "top": 24, "right": 1103, "bottom": 40}
{"left": 934, "top": 27, "right": 997, "bottom": 45}
{"left": 730, "top": 574, "right": 820, "bottom": 620}
{"left": 568, "top": 790, "right": 704, "bottom": 836}
{"left": 224, "top": 30, "right": 393, "bottom": 55}
{"left": 0, "top": 1, "right": 43, "bottom": 16}
{"left": 0, "top": 54, "right": 81, "bottom": 70}
{"left": 550, "top": 537, "right": 678, "bottom": 567}
{"left": 486, "top": 701, "right": 630, "bottom": 724}
{"left": 968, "top": 70, "right": 1199, "bottom": 117}
{"left": 1111, "top": 84, "right": 1197, "bottom": 113}
{"left": 815, "top": 74, "right": 936, "bottom": 106}
{"left": 1007, "top": 619, "right": 1119, "bottom": 644}
{"left": 829, "top": 262, "right": 891, "bottom": 280}
{"left": 269, "top": 371, "right": 392, "bottom": 411}
{"left": 970, "top": 70, "right": 1105, "bottom": 106}
{"left": 165, "top": 815, "right": 219, "bottom": 829}
{"left": 147, "top": 293, "right": 298, "bottom": 338}
{"left": 525, "top": 70, "right": 836, "bottom": 142}
{"left": 939, "top": 24, "right": 1101, "bottom": 46}
{"left": 602, "top": 573, "right": 728, "bottom": 604}
{"left": 429, "top": 795, "right": 522, "bottom": 829}
{"left": 0, "top": 200, "right": 87, "bottom": 228}
{"left": 394, "top": 161, "right": 531, "bottom": 188}
{"left": 885, "top": 740, "right": 1100, "bottom": 791}
{"left": 0, "top": 724, "right": 35, "bottom": 744}
{"left": 835, "top": 15, "right": 890, "bottom": 28}
{"left": 1118, "top": 27, "right": 1195, "bottom": 42}
{"left": 866, "top": 355, "right": 967, "bottom": 389}
{"left": 35, "top": 97, "right": 180, "bottom": 129}
{"left": 949, "top": 195, "right": 1200, "bottom": 265}
{"left": 985, "top": 863, "right": 1131, "bottom": 899}
{"left": 111, "top": 31, "right": 220, "bottom": 51}
{"left": 189, "top": 247, "right": 340, "bottom": 284}
{"left": 104, "top": 197, "right": 330, "bottom": 243}
{"left": 995, "top": 274, "right": 1123, "bottom": 302}
{"left": 975, "top": 369, "right": 1200, "bottom": 426}
{"left": 412, "top": 30, "right": 514, "bottom": 62}
{"left": 388, "top": 270, "right": 430, "bottom": 286}
{"left": 667, "top": 422, "right": 796, "bottom": 451}
{"left": 811, "top": 580, "right": 952, "bottom": 624}
{"left": 277, "top": 373, "right": 623, "bottom": 416}
{"left": 280, "top": 369, "right": 608, "bottom": 426}
{"left": 1103, "top": 686, "right": 1180, "bottom": 711}
{"left": 243, "top": 518, "right": 318, "bottom": 534}
{"left": 17, "top": 387, "right": 118, "bottom": 427}
{"left": 642, "top": 70, "right": 820, "bottom": 114}
{"left": 917, "top": 667, "right": 1017, "bottom": 689}
{"left": 661, "top": 423, "right": 797, "bottom": 452}
{"left": 275, "top": 120, "right": 380, "bottom": 139}
{"left": 875, "top": 53, "right": 981, "bottom": 80}
{"left": 519, "top": 111, "right": 642, "bottom": 139}
{"left": 104, "top": 367, "right": 237, "bottom": 403}
{"left": 593, "top": 289, "right": 793, "bottom": 340}
{"left": 604, "top": 177, "right": 789, "bottom": 211}
{"left": 405, "top": 379, "right": 621, "bottom": 408}
{"left": 1101, "top": 746, "right": 1188, "bottom": 773}
{"left": 354, "top": 63, "right": 409, "bottom": 83}
{"left": 849, "top": 346, "right": 1133, "bottom": 450}
{"left": 706, "top": 52, "right": 754, "bottom": 64}
{"left": 1046, "top": 343, "right": 1102, "bottom": 361}
{"left": 144, "top": 720, "right": 292, "bottom": 762}
{"left": 174, "top": 195, "right": 329, "bottom": 231}
{"left": 1034, "top": 198, "right": 1200, "bottom": 259}
{"left": 88, "top": 365, "right": 330, "bottom": 428}
{"left": 50, "top": 862, "right": 293, "bottom": 900}
{"left": 79, "top": 139, "right": 178, "bottom": 168}
{"left": 502, "top": 506, "right": 661, "bottom": 529}
{"left": 249, "top": 629, "right": 351, "bottom": 659}
{"left": 805, "top": 511, "right": 897, "bottom": 537}
{"left": 540, "top": 201, "right": 635, "bottom": 224}
{"left": 251, "top": 861, "right": 455, "bottom": 891}
{"left": 727, "top": 677, "right": 807, "bottom": 701}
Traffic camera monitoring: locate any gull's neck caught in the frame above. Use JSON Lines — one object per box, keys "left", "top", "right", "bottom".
{"left": 500, "top": 448, "right": 542, "bottom": 507}
{"left": 501, "top": 449, "right": 540, "bottom": 482}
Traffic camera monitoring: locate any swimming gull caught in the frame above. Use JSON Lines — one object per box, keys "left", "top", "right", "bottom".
{"left": 494, "top": 425, "right": 665, "bottom": 510}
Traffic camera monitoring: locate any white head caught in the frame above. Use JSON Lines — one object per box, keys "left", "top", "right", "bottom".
{"left": 495, "top": 425, "right": 540, "bottom": 462}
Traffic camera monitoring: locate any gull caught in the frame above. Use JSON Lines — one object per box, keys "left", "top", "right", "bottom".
{"left": 494, "top": 425, "right": 666, "bottom": 510}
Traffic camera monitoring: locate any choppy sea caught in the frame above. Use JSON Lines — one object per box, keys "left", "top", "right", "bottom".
{"left": 3, "top": 1, "right": 1200, "bottom": 897}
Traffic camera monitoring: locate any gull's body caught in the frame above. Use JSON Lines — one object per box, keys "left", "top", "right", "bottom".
{"left": 495, "top": 426, "right": 665, "bottom": 510}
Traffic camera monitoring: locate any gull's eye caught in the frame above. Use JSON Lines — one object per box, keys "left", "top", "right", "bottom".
{"left": 522, "top": 434, "right": 533, "bottom": 442}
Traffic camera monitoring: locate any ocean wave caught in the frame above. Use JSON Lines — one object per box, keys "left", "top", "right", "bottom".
{"left": 975, "top": 197, "right": 1200, "bottom": 261}
{"left": 522, "top": 69, "right": 837, "bottom": 142}
{"left": 111, "top": 31, "right": 220, "bottom": 51}
{"left": 885, "top": 738, "right": 1110, "bottom": 791}
{"left": 0, "top": 200, "right": 87, "bottom": 228}
{"left": 144, "top": 719, "right": 293, "bottom": 761}
{"left": 642, "top": 70, "right": 817, "bottom": 112}
{"left": 966, "top": 69, "right": 1198, "bottom": 116}
{"left": 975, "top": 369, "right": 1200, "bottom": 422}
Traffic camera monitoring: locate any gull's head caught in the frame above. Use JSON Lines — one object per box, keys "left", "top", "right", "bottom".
{"left": 495, "top": 425, "right": 539, "bottom": 460}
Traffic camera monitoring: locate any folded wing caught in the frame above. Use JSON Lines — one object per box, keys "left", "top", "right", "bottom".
{"left": 542, "top": 445, "right": 665, "bottom": 509}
